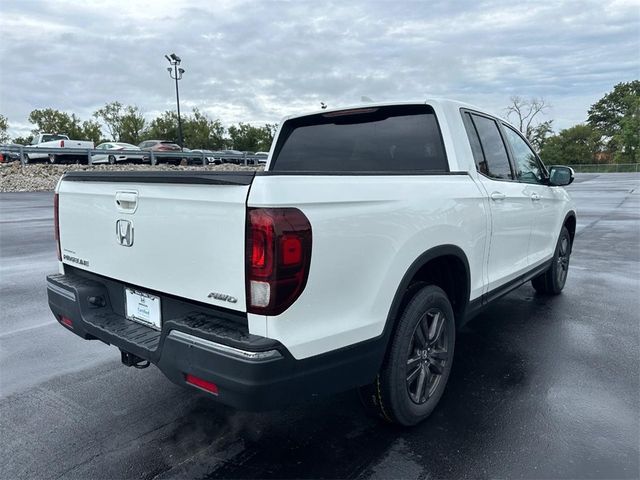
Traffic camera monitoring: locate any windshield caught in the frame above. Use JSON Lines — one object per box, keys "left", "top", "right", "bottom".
{"left": 271, "top": 105, "right": 448, "bottom": 173}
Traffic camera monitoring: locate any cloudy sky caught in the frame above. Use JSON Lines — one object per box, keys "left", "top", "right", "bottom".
{"left": 0, "top": 0, "right": 638, "bottom": 138}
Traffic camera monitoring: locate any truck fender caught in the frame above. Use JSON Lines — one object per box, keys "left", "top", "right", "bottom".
{"left": 381, "top": 244, "right": 471, "bottom": 346}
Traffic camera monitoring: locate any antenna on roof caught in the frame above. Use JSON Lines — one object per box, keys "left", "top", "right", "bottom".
{"left": 361, "top": 96, "right": 373, "bottom": 103}
{"left": 320, "top": 102, "right": 327, "bottom": 109}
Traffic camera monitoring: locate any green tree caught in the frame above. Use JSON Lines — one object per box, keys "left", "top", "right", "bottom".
{"left": 93, "top": 102, "right": 146, "bottom": 144}
{"left": 227, "top": 123, "right": 276, "bottom": 151}
{"left": 587, "top": 80, "right": 640, "bottom": 162}
{"left": 612, "top": 96, "right": 640, "bottom": 163}
{"left": 145, "top": 111, "right": 179, "bottom": 143}
{"left": 529, "top": 120, "right": 554, "bottom": 153}
{"left": 28, "top": 108, "right": 106, "bottom": 144}
{"left": 119, "top": 106, "right": 146, "bottom": 145}
{"left": 144, "top": 109, "right": 227, "bottom": 149}
{"left": 13, "top": 135, "right": 33, "bottom": 145}
{"left": 28, "top": 108, "right": 84, "bottom": 138}
{"left": 183, "top": 108, "right": 226, "bottom": 149}
{"left": 93, "top": 101, "right": 123, "bottom": 141}
{"left": 539, "top": 125, "right": 601, "bottom": 165}
{"left": 0, "top": 114, "right": 9, "bottom": 143}
{"left": 81, "top": 120, "right": 104, "bottom": 145}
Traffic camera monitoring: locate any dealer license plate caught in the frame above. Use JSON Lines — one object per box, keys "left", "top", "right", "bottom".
{"left": 125, "top": 288, "right": 161, "bottom": 330}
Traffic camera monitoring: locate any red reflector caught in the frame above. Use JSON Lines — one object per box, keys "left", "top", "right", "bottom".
{"left": 54, "top": 192, "right": 61, "bottom": 260}
{"left": 60, "top": 140, "right": 65, "bottom": 148}
{"left": 251, "top": 229, "right": 268, "bottom": 269}
{"left": 60, "top": 316, "right": 73, "bottom": 328}
{"left": 281, "top": 235, "right": 302, "bottom": 265}
{"left": 185, "top": 374, "right": 219, "bottom": 395}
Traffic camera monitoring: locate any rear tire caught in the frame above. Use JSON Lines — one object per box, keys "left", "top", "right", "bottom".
{"left": 48, "top": 154, "right": 57, "bottom": 164}
{"left": 359, "top": 285, "right": 455, "bottom": 426}
{"left": 532, "top": 226, "right": 572, "bottom": 295}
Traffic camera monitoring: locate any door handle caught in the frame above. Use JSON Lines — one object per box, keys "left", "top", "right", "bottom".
{"left": 115, "top": 191, "right": 138, "bottom": 213}
{"left": 490, "top": 192, "right": 506, "bottom": 201}
{"left": 530, "top": 193, "right": 541, "bottom": 201}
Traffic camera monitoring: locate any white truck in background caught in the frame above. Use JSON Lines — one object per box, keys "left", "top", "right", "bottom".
{"left": 46, "top": 99, "right": 577, "bottom": 426}
{"left": 25, "top": 134, "right": 94, "bottom": 164}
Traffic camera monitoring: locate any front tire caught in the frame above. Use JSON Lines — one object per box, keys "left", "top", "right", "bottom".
{"left": 360, "top": 285, "right": 455, "bottom": 426}
{"left": 532, "top": 226, "right": 572, "bottom": 295}
{"left": 108, "top": 155, "right": 116, "bottom": 165}
{"left": 48, "top": 154, "right": 57, "bottom": 164}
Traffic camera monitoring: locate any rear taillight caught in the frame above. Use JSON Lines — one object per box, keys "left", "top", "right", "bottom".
{"left": 246, "top": 208, "right": 312, "bottom": 315}
{"left": 54, "top": 192, "right": 61, "bottom": 260}
{"left": 60, "top": 140, "right": 65, "bottom": 147}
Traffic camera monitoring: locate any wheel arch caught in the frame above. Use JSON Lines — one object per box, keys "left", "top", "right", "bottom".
{"left": 383, "top": 245, "right": 471, "bottom": 340}
{"left": 563, "top": 210, "right": 577, "bottom": 246}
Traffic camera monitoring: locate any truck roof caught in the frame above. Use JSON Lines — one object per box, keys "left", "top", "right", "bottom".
{"left": 280, "top": 98, "right": 503, "bottom": 123}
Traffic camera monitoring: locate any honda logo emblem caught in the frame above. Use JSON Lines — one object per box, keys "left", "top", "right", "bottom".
{"left": 116, "top": 219, "right": 134, "bottom": 247}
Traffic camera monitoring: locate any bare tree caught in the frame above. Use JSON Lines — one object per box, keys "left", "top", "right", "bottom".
{"left": 504, "top": 97, "right": 554, "bottom": 152}
{"left": 504, "top": 96, "right": 550, "bottom": 140}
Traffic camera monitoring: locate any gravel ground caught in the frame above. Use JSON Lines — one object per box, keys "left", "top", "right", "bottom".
{"left": 0, "top": 162, "right": 264, "bottom": 192}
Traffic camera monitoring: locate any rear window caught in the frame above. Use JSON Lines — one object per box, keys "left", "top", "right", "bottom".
{"left": 40, "top": 134, "right": 68, "bottom": 143}
{"left": 271, "top": 105, "right": 448, "bottom": 172}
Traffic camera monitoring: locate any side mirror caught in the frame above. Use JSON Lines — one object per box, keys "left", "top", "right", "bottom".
{"left": 548, "top": 166, "right": 574, "bottom": 186}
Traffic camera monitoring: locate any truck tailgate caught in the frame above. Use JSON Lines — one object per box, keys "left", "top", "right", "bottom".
{"left": 57, "top": 171, "right": 254, "bottom": 312}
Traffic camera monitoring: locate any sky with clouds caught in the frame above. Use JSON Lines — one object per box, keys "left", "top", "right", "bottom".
{"left": 0, "top": 0, "right": 638, "bottom": 139}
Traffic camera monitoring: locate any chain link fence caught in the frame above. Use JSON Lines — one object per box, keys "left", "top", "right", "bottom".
{"left": 569, "top": 163, "right": 640, "bottom": 173}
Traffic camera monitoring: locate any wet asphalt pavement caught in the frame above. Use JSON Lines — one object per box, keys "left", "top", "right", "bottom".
{"left": 0, "top": 174, "right": 638, "bottom": 479}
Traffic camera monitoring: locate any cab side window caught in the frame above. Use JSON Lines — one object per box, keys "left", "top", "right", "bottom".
{"left": 502, "top": 125, "right": 545, "bottom": 184}
{"left": 463, "top": 113, "right": 513, "bottom": 180}
{"left": 462, "top": 113, "right": 488, "bottom": 176}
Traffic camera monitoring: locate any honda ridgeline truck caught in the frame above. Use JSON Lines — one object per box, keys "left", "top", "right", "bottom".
{"left": 47, "top": 100, "right": 576, "bottom": 425}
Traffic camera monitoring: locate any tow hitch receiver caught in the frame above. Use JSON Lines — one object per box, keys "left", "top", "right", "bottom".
{"left": 120, "top": 350, "right": 150, "bottom": 369}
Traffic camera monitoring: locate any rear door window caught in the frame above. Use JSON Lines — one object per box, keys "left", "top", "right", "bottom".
{"left": 462, "top": 112, "right": 488, "bottom": 176}
{"left": 271, "top": 105, "right": 448, "bottom": 172}
{"left": 468, "top": 114, "right": 513, "bottom": 180}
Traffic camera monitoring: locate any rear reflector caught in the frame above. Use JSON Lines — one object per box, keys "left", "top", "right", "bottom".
{"left": 60, "top": 316, "right": 73, "bottom": 328}
{"left": 185, "top": 374, "right": 219, "bottom": 395}
{"left": 54, "top": 192, "right": 61, "bottom": 260}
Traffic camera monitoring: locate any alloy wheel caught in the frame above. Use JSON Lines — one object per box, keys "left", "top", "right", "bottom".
{"left": 557, "top": 236, "right": 570, "bottom": 286}
{"left": 406, "top": 308, "right": 449, "bottom": 404}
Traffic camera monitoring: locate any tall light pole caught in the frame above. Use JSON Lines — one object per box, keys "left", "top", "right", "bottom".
{"left": 165, "top": 53, "right": 185, "bottom": 150}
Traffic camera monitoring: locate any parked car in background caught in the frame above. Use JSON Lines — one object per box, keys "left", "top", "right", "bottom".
{"left": 0, "top": 144, "right": 22, "bottom": 163}
{"left": 26, "top": 134, "right": 94, "bottom": 164}
{"left": 188, "top": 149, "right": 218, "bottom": 165}
{"left": 215, "top": 149, "right": 245, "bottom": 164}
{"left": 255, "top": 151, "right": 269, "bottom": 164}
{"left": 137, "top": 140, "right": 182, "bottom": 165}
{"left": 93, "top": 142, "right": 146, "bottom": 164}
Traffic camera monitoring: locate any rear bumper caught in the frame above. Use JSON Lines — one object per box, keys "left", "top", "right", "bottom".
{"left": 46, "top": 271, "right": 383, "bottom": 410}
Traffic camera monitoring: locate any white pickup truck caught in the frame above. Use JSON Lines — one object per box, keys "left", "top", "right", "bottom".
{"left": 26, "top": 133, "right": 94, "bottom": 164}
{"left": 46, "top": 99, "right": 576, "bottom": 425}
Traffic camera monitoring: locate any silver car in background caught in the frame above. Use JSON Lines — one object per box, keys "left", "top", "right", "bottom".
{"left": 93, "top": 142, "right": 146, "bottom": 164}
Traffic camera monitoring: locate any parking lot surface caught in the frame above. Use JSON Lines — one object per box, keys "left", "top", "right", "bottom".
{"left": 1, "top": 174, "right": 638, "bottom": 479}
